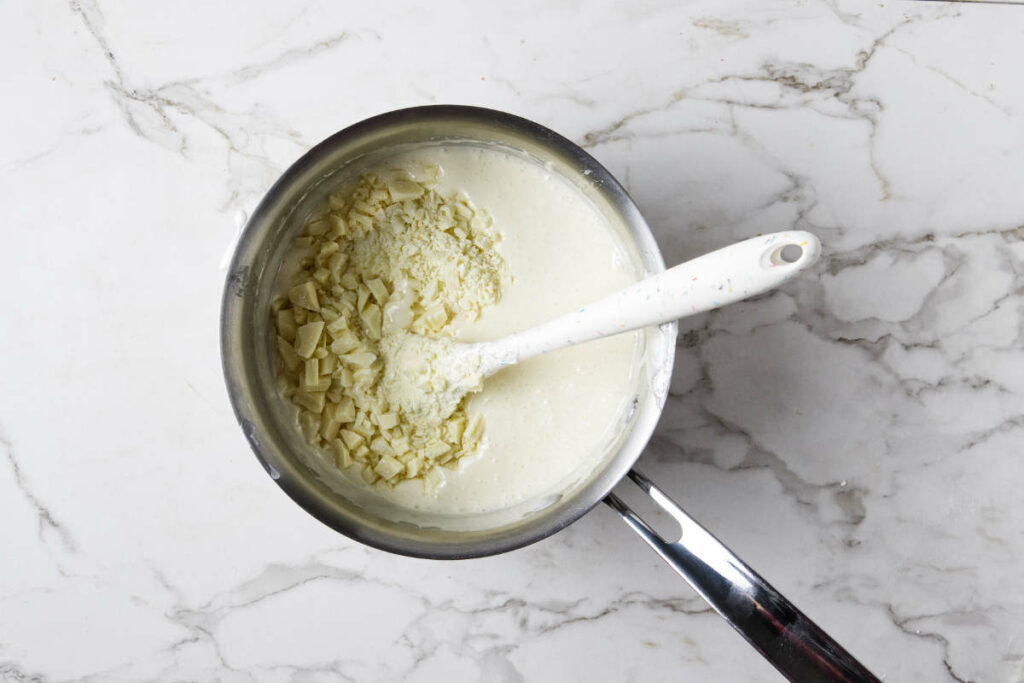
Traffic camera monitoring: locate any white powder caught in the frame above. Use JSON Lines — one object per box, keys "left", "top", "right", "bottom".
{"left": 378, "top": 332, "right": 492, "bottom": 427}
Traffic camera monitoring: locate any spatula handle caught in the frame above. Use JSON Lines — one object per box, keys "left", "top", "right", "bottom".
{"left": 495, "top": 231, "right": 820, "bottom": 366}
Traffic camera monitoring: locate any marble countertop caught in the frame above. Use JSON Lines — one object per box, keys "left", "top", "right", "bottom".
{"left": 4, "top": 1, "right": 1024, "bottom": 681}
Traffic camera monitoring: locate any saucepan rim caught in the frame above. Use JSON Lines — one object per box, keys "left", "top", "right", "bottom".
{"left": 220, "top": 105, "right": 677, "bottom": 558}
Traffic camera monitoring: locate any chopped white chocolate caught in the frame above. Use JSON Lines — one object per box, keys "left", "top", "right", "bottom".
{"left": 405, "top": 458, "right": 422, "bottom": 478}
{"left": 423, "top": 466, "right": 444, "bottom": 492}
{"left": 340, "top": 351, "right": 376, "bottom": 368}
{"left": 302, "top": 375, "right": 331, "bottom": 393}
{"left": 423, "top": 303, "right": 447, "bottom": 331}
{"left": 326, "top": 315, "right": 349, "bottom": 335}
{"left": 289, "top": 281, "right": 320, "bottom": 312}
{"left": 293, "top": 389, "right": 325, "bottom": 414}
{"left": 327, "top": 251, "right": 347, "bottom": 275}
{"left": 445, "top": 416, "right": 466, "bottom": 445}
{"left": 273, "top": 171, "right": 505, "bottom": 486}
{"left": 374, "top": 454, "right": 404, "bottom": 480}
{"left": 334, "top": 397, "right": 356, "bottom": 423}
{"left": 319, "top": 241, "right": 340, "bottom": 259}
{"left": 293, "top": 321, "right": 325, "bottom": 359}
{"left": 366, "top": 277, "right": 389, "bottom": 305}
{"left": 390, "top": 435, "right": 410, "bottom": 456}
{"left": 276, "top": 309, "right": 297, "bottom": 342}
{"left": 276, "top": 336, "right": 302, "bottom": 372}
{"left": 465, "top": 412, "right": 485, "bottom": 443}
{"left": 335, "top": 366, "right": 354, "bottom": 388}
{"left": 388, "top": 178, "right": 425, "bottom": 201}
{"left": 320, "top": 306, "right": 340, "bottom": 323}
{"left": 369, "top": 436, "right": 395, "bottom": 458}
{"left": 339, "top": 428, "right": 364, "bottom": 450}
{"left": 360, "top": 465, "right": 378, "bottom": 485}
{"left": 331, "top": 439, "right": 352, "bottom": 468}
{"left": 360, "top": 304, "right": 382, "bottom": 340}
{"left": 303, "top": 358, "right": 319, "bottom": 387}
{"left": 329, "top": 332, "right": 361, "bottom": 355}
{"left": 320, "top": 411, "right": 342, "bottom": 441}
{"left": 422, "top": 440, "right": 451, "bottom": 460}
{"left": 298, "top": 411, "right": 320, "bottom": 443}
{"left": 306, "top": 218, "right": 329, "bottom": 236}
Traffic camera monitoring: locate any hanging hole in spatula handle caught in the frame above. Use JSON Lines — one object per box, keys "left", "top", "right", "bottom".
{"left": 760, "top": 233, "right": 820, "bottom": 270}
{"left": 605, "top": 470, "right": 880, "bottom": 683}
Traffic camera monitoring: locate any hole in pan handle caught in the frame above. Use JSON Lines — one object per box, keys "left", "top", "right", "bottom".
{"left": 605, "top": 470, "right": 881, "bottom": 683}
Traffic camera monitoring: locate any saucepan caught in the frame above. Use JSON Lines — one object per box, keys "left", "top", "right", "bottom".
{"left": 221, "top": 106, "right": 878, "bottom": 681}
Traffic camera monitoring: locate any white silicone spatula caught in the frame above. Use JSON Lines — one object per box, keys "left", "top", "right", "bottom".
{"left": 383, "top": 231, "right": 821, "bottom": 419}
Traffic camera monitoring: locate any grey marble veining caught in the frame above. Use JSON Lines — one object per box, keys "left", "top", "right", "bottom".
{"left": 2, "top": 1, "right": 1023, "bottom": 681}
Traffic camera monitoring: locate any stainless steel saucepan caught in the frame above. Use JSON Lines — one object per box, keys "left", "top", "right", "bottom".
{"left": 221, "top": 105, "right": 879, "bottom": 682}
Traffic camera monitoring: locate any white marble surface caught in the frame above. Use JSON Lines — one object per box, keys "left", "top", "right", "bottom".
{"left": 3, "top": 1, "right": 1024, "bottom": 680}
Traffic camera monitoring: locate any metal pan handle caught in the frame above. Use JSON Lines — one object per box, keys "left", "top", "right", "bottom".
{"left": 605, "top": 469, "right": 880, "bottom": 682}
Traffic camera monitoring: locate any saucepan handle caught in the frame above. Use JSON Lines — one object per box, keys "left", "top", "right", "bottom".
{"left": 605, "top": 470, "right": 880, "bottom": 683}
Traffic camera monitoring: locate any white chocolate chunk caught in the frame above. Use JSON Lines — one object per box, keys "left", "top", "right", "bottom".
{"left": 320, "top": 410, "right": 342, "bottom": 441}
{"left": 339, "top": 428, "right": 364, "bottom": 450}
{"left": 294, "top": 389, "right": 326, "bottom": 414}
{"left": 276, "top": 309, "right": 297, "bottom": 342}
{"left": 360, "top": 304, "right": 382, "bottom": 340}
{"left": 328, "top": 251, "right": 348, "bottom": 275}
{"left": 366, "top": 277, "right": 389, "bottom": 305}
{"left": 302, "top": 375, "right": 331, "bottom": 393}
{"left": 369, "top": 436, "right": 395, "bottom": 458}
{"left": 335, "top": 366, "right": 354, "bottom": 388}
{"left": 326, "top": 316, "right": 349, "bottom": 335}
{"left": 340, "top": 272, "right": 359, "bottom": 290}
{"left": 319, "top": 241, "right": 340, "bottom": 259}
{"left": 424, "top": 304, "right": 447, "bottom": 331}
{"left": 374, "top": 454, "right": 404, "bottom": 480}
{"left": 422, "top": 440, "right": 451, "bottom": 460}
{"left": 423, "top": 466, "right": 444, "bottom": 492}
{"left": 289, "top": 281, "right": 320, "bottom": 312}
{"left": 340, "top": 351, "right": 376, "bottom": 368}
{"left": 334, "top": 397, "right": 356, "bottom": 423}
{"left": 306, "top": 218, "right": 329, "bottom": 236}
{"left": 329, "top": 331, "right": 361, "bottom": 355}
{"left": 445, "top": 416, "right": 466, "bottom": 445}
{"left": 276, "top": 336, "right": 302, "bottom": 372}
{"left": 331, "top": 438, "right": 352, "bottom": 468}
{"left": 360, "top": 465, "right": 379, "bottom": 484}
{"left": 388, "top": 179, "right": 425, "bottom": 201}
{"left": 405, "top": 458, "right": 422, "bottom": 478}
{"left": 294, "top": 321, "right": 325, "bottom": 359}
{"left": 390, "top": 435, "right": 410, "bottom": 456}
{"left": 465, "top": 412, "right": 484, "bottom": 443}
{"left": 298, "top": 410, "right": 320, "bottom": 443}
{"left": 304, "top": 358, "right": 319, "bottom": 387}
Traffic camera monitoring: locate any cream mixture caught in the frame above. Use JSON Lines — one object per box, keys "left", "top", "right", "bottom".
{"left": 372, "top": 145, "right": 640, "bottom": 514}
{"left": 276, "top": 144, "right": 641, "bottom": 516}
